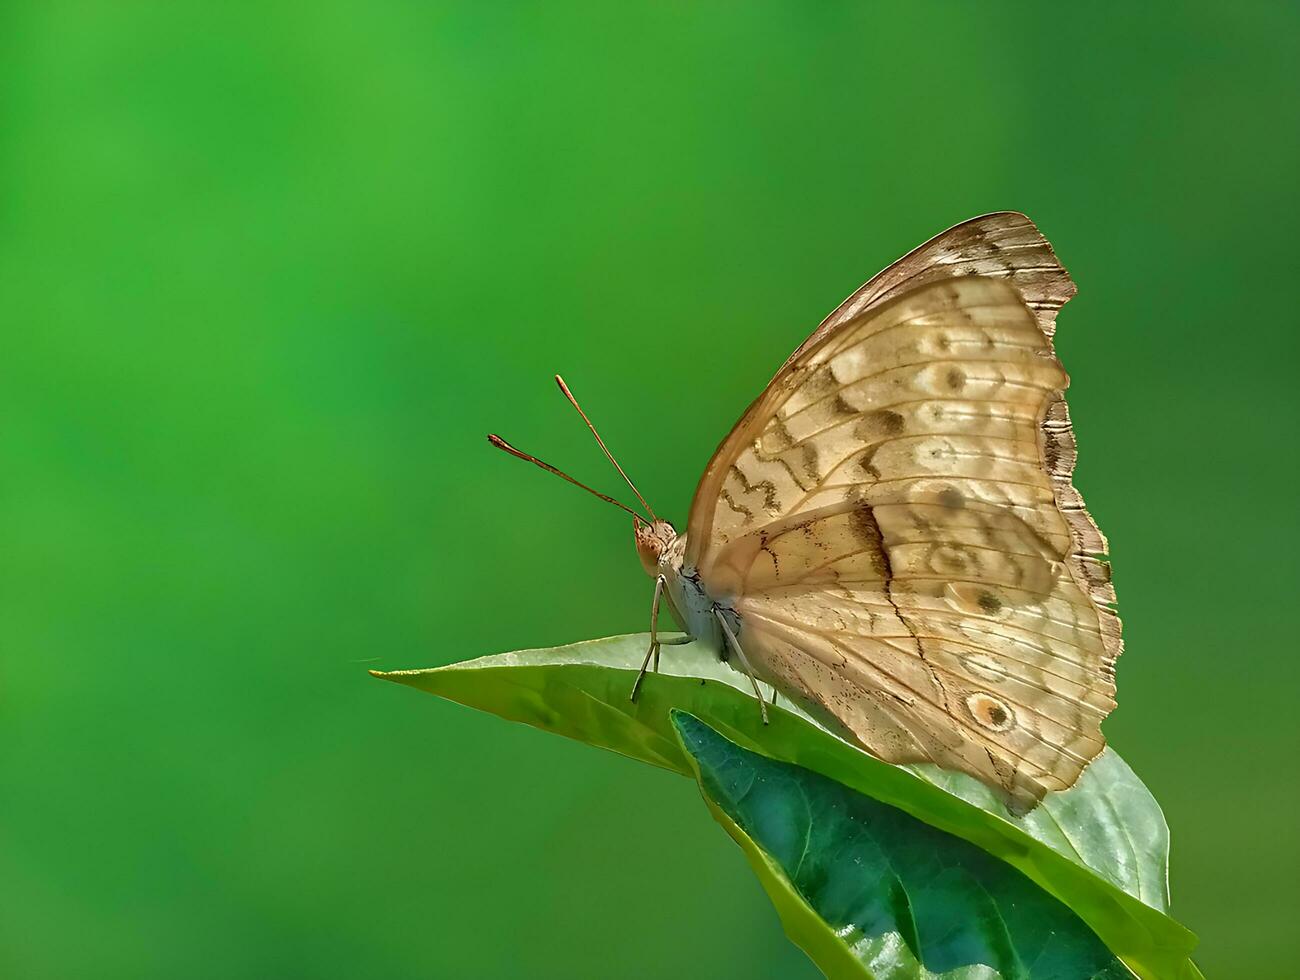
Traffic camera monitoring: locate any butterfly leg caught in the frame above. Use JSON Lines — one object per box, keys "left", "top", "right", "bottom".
{"left": 630, "top": 642, "right": 657, "bottom": 703}
{"left": 631, "top": 575, "right": 691, "bottom": 702}
{"left": 714, "top": 608, "right": 769, "bottom": 726}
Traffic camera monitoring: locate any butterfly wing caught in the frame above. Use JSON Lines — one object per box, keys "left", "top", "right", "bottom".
{"left": 685, "top": 214, "right": 1118, "bottom": 811}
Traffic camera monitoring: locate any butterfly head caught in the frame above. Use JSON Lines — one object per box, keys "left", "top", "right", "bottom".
{"left": 634, "top": 516, "right": 677, "bottom": 576}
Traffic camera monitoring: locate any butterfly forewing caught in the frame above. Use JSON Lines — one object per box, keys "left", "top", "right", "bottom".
{"left": 685, "top": 214, "right": 1120, "bottom": 811}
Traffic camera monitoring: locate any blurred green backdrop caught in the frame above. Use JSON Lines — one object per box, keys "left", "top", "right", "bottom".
{"left": 3, "top": 3, "right": 1297, "bottom": 977}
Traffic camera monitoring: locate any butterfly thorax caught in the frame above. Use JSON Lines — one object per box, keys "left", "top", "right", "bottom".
{"left": 636, "top": 519, "right": 728, "bottom": 653}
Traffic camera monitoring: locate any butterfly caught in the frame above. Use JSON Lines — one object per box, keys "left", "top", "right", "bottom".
{"left": 489, "top": 212, "right": 1120, "bottom": 813}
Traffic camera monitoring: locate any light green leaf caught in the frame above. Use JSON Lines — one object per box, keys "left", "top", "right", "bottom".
{"left": 373, "top": 633, "right": 1199, "bottom": 979}
{"left": 673, "top": 710, "right": 1135, "bottom": 979}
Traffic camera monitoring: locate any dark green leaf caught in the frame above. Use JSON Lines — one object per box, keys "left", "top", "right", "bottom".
{"left": 674, "top": 710, "right": 1135, "bottom": 979}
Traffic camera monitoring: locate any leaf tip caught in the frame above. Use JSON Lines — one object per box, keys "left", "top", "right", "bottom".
{"left": 369, "top": 668, "right": 421, "bottom": 683}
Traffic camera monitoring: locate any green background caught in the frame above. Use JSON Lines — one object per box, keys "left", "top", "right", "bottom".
{"left": 4, "top": 3, "right": 1296, "bottom": 977}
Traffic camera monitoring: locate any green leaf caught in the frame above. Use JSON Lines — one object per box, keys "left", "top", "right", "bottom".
{"left": 372, "top": 633, "right": 1200, "bottom": 979}
{"left": 673, "top": 710, "right": 1135, "bottom": 979}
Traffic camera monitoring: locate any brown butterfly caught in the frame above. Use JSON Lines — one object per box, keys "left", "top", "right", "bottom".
{"left": 490, "top": 212, "right": 1120, "bottom": 813}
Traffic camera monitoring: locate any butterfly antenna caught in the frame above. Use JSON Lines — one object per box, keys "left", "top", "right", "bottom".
{"left": 554, "top": 375, "right": 658, "bottom": 521}
{"left": 486, "top": 434, "right": 648, "bottom": 521}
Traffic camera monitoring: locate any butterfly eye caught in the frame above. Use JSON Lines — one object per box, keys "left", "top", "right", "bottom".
{"left": 965, "top": 693, "right": 1015, "bottom": 732}
{"left": 635, "top": 520, "right": 676, "bottom": 576}
{"left": 634, "top": 525, "right": 659, "bottom": 575}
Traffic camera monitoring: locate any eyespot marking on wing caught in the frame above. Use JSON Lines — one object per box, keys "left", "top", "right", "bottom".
{"left": 966, "top": 692, "right": 1015, "bottom": 732}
